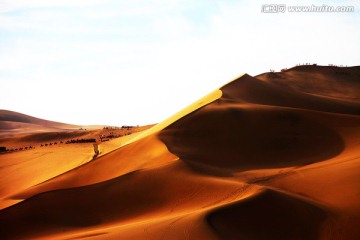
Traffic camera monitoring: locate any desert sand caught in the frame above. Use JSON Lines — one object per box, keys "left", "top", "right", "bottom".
{"left": 0, "top": 65, "right": 359, "bottom": 239}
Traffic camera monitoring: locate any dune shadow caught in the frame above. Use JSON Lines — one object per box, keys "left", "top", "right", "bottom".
{"left": 159, "top": 104, "right": 345, "bottom": 173}
{"left": 207, "top": 189, "right": 327, "bottom": 240}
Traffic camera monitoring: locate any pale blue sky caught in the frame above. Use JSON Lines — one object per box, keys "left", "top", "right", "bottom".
{"left": 1, "top": 0, "right": 359, "bottom": 125}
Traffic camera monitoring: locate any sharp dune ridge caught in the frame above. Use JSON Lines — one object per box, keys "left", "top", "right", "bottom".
{"left": 0, "top": 65, "right": 360, "bottom": 239}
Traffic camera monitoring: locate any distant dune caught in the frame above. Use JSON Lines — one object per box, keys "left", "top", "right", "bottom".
{"left": 0, "top": 110, "right": 80, "bottom": 137}
{"left": 256, "top": 65, "right": 360, "bottom": 101}
{"left": 0, "top": 65, "right": 359, "bottom": 239}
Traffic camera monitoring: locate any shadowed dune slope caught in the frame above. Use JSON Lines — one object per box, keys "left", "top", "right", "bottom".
{"left": 221, "top": 74, "right": 360, "bottom": 115}
{"left": 0, "top": 161, "right": 259, "bottom": 239}
{"left": 207, "top": 189, "right": 327, "bottom": 240}
{"left": 159, "top": 103, "right": 345, "bottom": 172}
{"left": 256, "top": 65, "right": 360, "bottom": 101}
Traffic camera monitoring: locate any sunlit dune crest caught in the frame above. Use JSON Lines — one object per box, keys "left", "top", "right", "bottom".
{"left": 0, "top": 65, "right": 360, "bottom": 239}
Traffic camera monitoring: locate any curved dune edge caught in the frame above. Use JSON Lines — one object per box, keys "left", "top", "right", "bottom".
{"left": 10, "top": 134, "right": 178, "bottom": 201}
{"left": 158, "top": 71, "right": 360, "bottom": 174}
{"left": 0, "top": 161, "right": 262, "bottom": 239}
{"left": 45, "top": 189, "right": 256, "bottom": 240}
{"left": 124, "top": 88, "right": 223, "bottom": 147}
{"left": 159, "top": 103, "right": 346, "bottom": 173}
{"left": 101, "top": 75, "right": 249, "bottom": 152}
{"left": 0, "top": 144, "right": 95, "bottom": 210}
{"left": 87, "top": 88, "right": 223, "bottom": 160}
{"left": 28, "top": 188, "right": 328, "bottom": 240}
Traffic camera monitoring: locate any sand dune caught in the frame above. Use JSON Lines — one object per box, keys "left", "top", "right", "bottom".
{"left": 0, "top": 110, "right": 81, "bottom": 137}
{"left": 0, "top": 65, "right": 359, "bottom": 239}
{"left": 256, "top": 65, "right": 360, "bottom": 101}
{"left": 208, "top": 189, "right": 327, "bottom": 240}
{"left": 221, "top": 73, "right": 360, "bottom": 115}
{"left": 160, "top": 104, "right": 347, "bottom": 171}
{"left": 0, "top": 121, "right": 151, "bottom": 210}
{"left": 0, "top": 110, "right": 77, "bottom": 128}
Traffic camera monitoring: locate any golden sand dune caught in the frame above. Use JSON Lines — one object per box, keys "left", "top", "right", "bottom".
{"left": 0, "top": 123, "right": 151, "bottom": 210}
{"left": 0, "top": 65, "right": 359, "bottom": 239}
